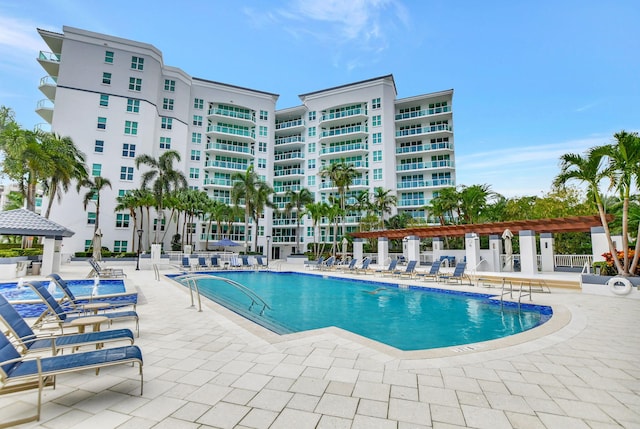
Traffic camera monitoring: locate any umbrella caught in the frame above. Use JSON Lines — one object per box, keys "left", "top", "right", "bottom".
{"left": 92, "top": 228, "right": 103, "bottom": 261}
{"left": 211, "top": 238, "right": 240, "bottom": 247}
{"left": 341, "top": 237, "right": 348, "bottom": 258}
{"left": 502, "top": 229, "right": 513, "bottom": 271}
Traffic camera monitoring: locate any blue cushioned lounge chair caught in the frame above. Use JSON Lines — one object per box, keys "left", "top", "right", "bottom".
{"left": 354, "top": 257, "right": 373, "bottom": 274}
{"left": 377, "top": 258, "right": 398, "bottom": 276}
{"left": 415, "top": 260, "right": 442, "bottom": 281}
{"left": 28, "top": 281, "right": 140, "bottom": 337}
{"left": 47, "top": 273, "right": 137, "bottom": 312}
{"left": 255, "top": 256, "right": 268, "bottom": 269}
{"left": 392, "top": 260, "right": 417, "bottom": 278}
{"left": 438, "top": 262, "right": 471, "bottom": 285}
{"left": 87, "top": 258, "right": 126, "bottom": 278}
{"left": 0, "top": 331, "right": 143, "bottom": 426}
{"left": 0, "top": 293, "right": 134, "bottom": 355}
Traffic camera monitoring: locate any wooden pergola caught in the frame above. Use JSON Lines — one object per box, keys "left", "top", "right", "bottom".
{"left": 351, "top": 215, "right": 611, "bottom": 240}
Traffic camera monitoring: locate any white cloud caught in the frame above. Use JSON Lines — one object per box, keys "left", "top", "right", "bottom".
{"left": 0, "top": 15, "right": 47, "bottom": 56}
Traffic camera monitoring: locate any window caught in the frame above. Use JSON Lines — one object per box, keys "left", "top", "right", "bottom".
{"left": 191, "top": 132, "right": 201, "bottom": 143}
{"left": 116, "top": 213, "right": 130, "bottom": 228}
{"left": 372, "top": 115, "right": 381, "bottom": 126}
{"left": 130, "top": 56, "right": 144, "bottom": 70}
{"left": 260, "top": 110, "right": 268, "bottom": 120}
{"left": 373, "top": 150, "right": 382, "bottom": 162}
{"left": 308, "top": 142, "right": 316, "bottom": 153}
{"left": 97, "top": 117, "right": 107, "bottom": 130}
{"left": 160, "top": 137, "right": 171, "bottom": 149}
{"left": 308, "top": 111, "right": 316, "bottom": 121}
{"left": 94, "top": 140, "right": 104, "bottom": 153}
{"left": 259, "top": 126, "right": 268, "bottom": 137}
{"left": 162, "top": 98, "right": 174, "bottom": 111}
{"left": 113, "top": 240, "right": 128, "bottom": 252}
{"left": 91, "top": 163, "right": 102, "bottom": 177}
{"left": 307, "top": 159, "right": 316, "bottom": 169}
{"left": 85, "top": 240, "right": 92, "bottom": 251}
{"left": 189, "top": 168, "right": 200, "bottom": 179}
{"left": 307, "top": 227, "right": 314, "bottom": 237}
{"left": 164, "top": 79, "right": 175, "bottom": 91}
{"left": 124, "top": 121, "right": 138, "bottom": 135}
{"left": 126, "top": 98, "right": 140, "bottom": 113}
{"left": 373, "top": 168, "right": 383, "bottom": 180}
{"left": 122, "top": 143, "right": 136, "bottom": 157}
{"left": 87, "top": 212, "right": 96, "bottom": 225}
{"left": 257, "top": 158, "right": 266, "bottom": 169}
{"left": 308, "top": 127, "right": 316, "bottom": 137}
{"left": 161, "top": 117, "right": 172, "bottom": 129}
{"left": 193, "top": 115, "right": 202, "bottom": 126}
{"left": 194, "top": 98, "right": 204, "bottom": 109}
{"left": 153, "top": 218, "right": 166, "bottom": 232}
{"left": 190, "top": 150, "right": 201, "bottom": 161}
{"left": 128, "top": 77, "right": 142, "bottom": 91}
{"left": 104, "top": 51, "right": 114, "bottom": 63}
{"left": 120, "top": 166, "right": 134, "bottom": 181}
{"left": 372, "top": 98, "right": 381, "bottom": 109}
{"left": 118, "top": 189, "right": 128, "bottom": 197}
{"left": 307, "top": 175, "right": 316, "bottom": 186}
{"left": 99, "top": 94, "right": 109, "bottom": 107}
{"left": 102, "top": 72, "right": 111, "bottom": 84}
{"left": 373, "top": 132, "right": 382, "bottom": 144}
{"left": 258, "top": 142, "right": 267, "bottom": 152}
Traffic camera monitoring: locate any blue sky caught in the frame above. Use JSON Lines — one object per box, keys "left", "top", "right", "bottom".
{"left": 0, "top": 0, "right": 638, "bottom": 197}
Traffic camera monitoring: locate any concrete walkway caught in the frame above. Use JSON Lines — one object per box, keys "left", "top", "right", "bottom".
{"left": 1, "top": 261, "right": 638, "bottom": 428}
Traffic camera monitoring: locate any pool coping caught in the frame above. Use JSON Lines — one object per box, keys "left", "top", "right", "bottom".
{"left": 167, "top": 270, "right": 573, "bottom": 361}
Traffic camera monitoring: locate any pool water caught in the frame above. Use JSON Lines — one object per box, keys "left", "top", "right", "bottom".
{"left": 177, "top": 271, "right": 552, "bottom": 351}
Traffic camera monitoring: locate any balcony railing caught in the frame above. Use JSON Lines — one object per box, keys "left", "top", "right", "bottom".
{"left": 274, "top": 152, "right": 304, "bottom": 161}
{"left": 275, "top": 119, "right": 304, "bottom": 130}
{"left": 395, "top": 124, "right": 452, "bottom": 137}
{"left": 203, "top": 178, "right": 233, "bottom": 186}
{"left": 397, "top": 179, "right": 454, "bottom": 189}
{"left": 398, "top": 198, "right": 426, "bottom": 207}
{"left": 39, "top": 76, "right": 58, "bottom": 86}
{"left": 274, "top": 168, "right": 305, "bottom": 177}
{"left": 320, "top": 125, "right": 367, "bottom": 138}
{"left": 272, "top": 236, "right": 298, "bottom": 243}
{"left": 328, "top": 160, "right": 368, "bottom": 169}
{"left": 274, "top": 184, "right": 302, "bottom": 193}
{"left": 395, "top": 141, "right": 454, "bottom": 154}
{"left": 319, "top": 142, "right": 367, "bottom": 155}
{"left": 36, "top": 99, "right": 54, "bottom": 109}
{"left": 204, "top": 160, "right": 249, "bottom": 170}
{"left": 275, "top": 135, "right": 304, "bottom": 145}
{"left": 207, "top": 108, "right": 254, "bottom": 122}
{"left": 395, "top": 106, "right": 451, "bottom": 121}
{"left": 272, "top": 218, "right": 299, "bottom": 226}
{"left": 396, "top": 160, "right": 453, "bottom": 171}
{"left": 321, "top": 107, "right": 367, "bottom": 122}
{"left": 207, "top": 125, "right": 255, "bottom": 139}
{"left": 38, "top": 51, "right": 60, "bottom": 62}
{"left": 206, "top": 142, "right": 253, "bottom": 155}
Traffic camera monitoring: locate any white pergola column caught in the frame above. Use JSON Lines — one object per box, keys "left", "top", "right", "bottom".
{"left": 540, "top": 233, "right": 555, "bottom": 272}
{"left": 41, "top": 237, "right": 62, "bottom": 276}
{"left": 406, "top": 235, "right": 420, "bottom": 263}
{"left": 378, "top": 237, "right": 389, "bottom": 267}
{"left": 465, "top": 233, "right": 480, "bottom": 269}
{"left": 432, "top": 237, "right": 443, "bottom": 264}
{"left": 353, "top": 238, "right": 364, "bottom": 262}
{"left": 519, "top": 230, "right": 538, "bottom": 275}
{"left": 489, "top": 234, "right": 502, "bottom": 272}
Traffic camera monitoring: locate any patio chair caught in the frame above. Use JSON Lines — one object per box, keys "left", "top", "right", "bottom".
{"left": 376, "top": 259, "right": 398, "bottom": 276}
{"left": 197, "top": 257, "right": 208, "bottom": 270}
{"left": 438, "top": 262, "right": 471, "bottom": 285}
{"left": 180, "top": 257, "right": 193, "bottom": 271}
{"left": 415, "top": 260, "right": 442, "bottom": 282}
{"left": 305, "top": 256, "right": 324, "bottom": 270}
{"left": 392, "top": 260, "right": 418, "bottom": 278}
{"left": 47, "top": 273, "right": 138, "bottom": 312}
{"left": 319, "top": 256, "right": 335, "bottom": 271}
{"left": 0, "top": 293, "right": 134, "bottom": 355}
{"left": 336, "top": 258, "right": 358, "bottom": 272}
{"left": 255, "top": 256, "right": 269, "bottom": 269}
{"left": 86, "top": 258, "right": 126, "bottom": 278}
{"left": 229, "top": 255, "right": 243, "bottom": 269}
{"left": 0, "top": 331, "right": 142, "bottom": 427}
{"left": 240, "top": 255, "right": 252, "bottom": 269}
{"left": 27, "top": 281, "right": 140, "bottom": 337}
{"left": 354, "top": 257, "right": 373, "bottom": 274}
{"left": 210, "top": 256, "right": 220, "bottom": 269}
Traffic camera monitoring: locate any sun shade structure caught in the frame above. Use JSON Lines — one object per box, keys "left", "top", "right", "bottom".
{"left": 0, "top": 209, "right": 74, "bottom": 238}
{"left": 350, "top": 215, "right": 610, "bottom": 239}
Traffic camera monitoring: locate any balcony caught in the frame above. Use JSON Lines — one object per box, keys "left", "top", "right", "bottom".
{"left": 272, "top": 218, "right": 299, "bottom": 226}
{"left": 35, "top": 99, "right": 54, "bottom": 123}
{"left": 319, "top": 125, "right": 368, "bottom": 144}
{"left": 273, "top": 151, "right": 304, "bottom": 164}
{"left": 37, "top": 51, "right": 60, "bottom": 76}
{"left": 274, "top": 168, "right": 305, "bottom": 178}
{"left": 204, "top": 160, "right": 249, "bottom": 171}
{"left": 326, "top": 160, "right": 369, "bottom": 170}
{"left": 207, "top": 107, "right": 255, "bottom": 126}
{"left": 206, "top": 142, "right": 253, "bottom": 156}
{"left": 319, "top": 215, "right": 362, "bottom": 225}
{"left": 398, "top": 198, "right": 426, "bottom": 207}
{"left": 319, "top": 142, "right": 368, "bottom": 158}
{"left": 319, "top": 178, "right": 369, "bottom": 190}
{"left": 272, "top": 236, "right": 298, "bottom": 243}
{"left": 206, "top": 124, "right": 255, "bottom": 143}
{"left": 273, "top": 184, "right": 302, "bottom": 193}
{"left": 320, "top": 107, "right": 368, "bottom": 126}
{"left": 397, "top": 179, "right": 454, "bottom": 189}
{"left": 395, "top": 106, "right": 451, "bottom": 121}
{"left": 38, "top": 76, "right": 57, "bottom": 100}
{"left": 275, "top": 118, "right": 304, "bottom": 131}
{"left": 396, "top": 160, "right": 454, "bottom": 172}
{"left": 395, "top": 124, "right": 452, "bottom": 141}
{"left": 203, "top": 178, "right": 233, "bottom": 187}
{"left": 395, "top": 141, "right": 454, "bottom": 154}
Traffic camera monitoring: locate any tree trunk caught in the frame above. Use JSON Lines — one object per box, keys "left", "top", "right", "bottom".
{"left": 597, "top": 202, "right": 625, "bottom": 275}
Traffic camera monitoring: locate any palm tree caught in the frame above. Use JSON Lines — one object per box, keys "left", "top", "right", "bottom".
{"left": 41, "top": 133, "right": 88, "bottom": 219}
{"left": 135, "top": 150, "right": 187, "bottom": 243}
{"left": 458, "top": 184, "right": 496, "bottom": 224}
{"left": 115, "top": 191, "right": 139, "bottom": 252}
{"left": 133, "top": 188, "right": 155, "bottom": 251}
{"left": 372, "top": 187, "right": 397, "bottom": 229}
{"left": 78, "top": 176, "right": 112, "bottom": 235}
{"left": 321, "top": 162, "right": 357, "bottom": 241}
{"left": 554, "top": 147, "right": 623, "bottom": 274}
{"left": 251, "top": 182, "right": 275, "bottom": 252}
{"left": 285, "top": 188, "right": 314, "bottom": 253}
{"left": 325, "top": 200, "right": 343, "bottom": 257}
{"left": 232, "top": 165, "right": 273, "bottom": 252}
{"left": 305, "top": 201, "right": 328, "bottom": 258}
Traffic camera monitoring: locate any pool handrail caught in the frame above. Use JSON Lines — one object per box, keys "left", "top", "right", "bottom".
{"left": 173, "top": 274, "right": 272, "bottom": 315}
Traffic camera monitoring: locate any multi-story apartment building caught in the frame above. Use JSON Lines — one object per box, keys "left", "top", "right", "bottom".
{"left": 36, "top": 26, "right": 455, "bottom": 258}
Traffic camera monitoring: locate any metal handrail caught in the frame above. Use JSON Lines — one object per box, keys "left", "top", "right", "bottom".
{"left": 174, "top": 274, "right": 271, "bottom": 315}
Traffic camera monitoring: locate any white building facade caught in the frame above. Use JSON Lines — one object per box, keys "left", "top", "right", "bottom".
{"left": 36, "top": 26, "right": 455, "bottom": 258}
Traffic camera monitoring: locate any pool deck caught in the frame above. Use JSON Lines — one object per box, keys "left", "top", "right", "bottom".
{"left": 1, "top": 261, "right": 638, "bottom": 428}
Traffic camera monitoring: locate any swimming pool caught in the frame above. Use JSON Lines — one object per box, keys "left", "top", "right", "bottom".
{"left": 174, "top": 271, "right": 552, "bottom": 351}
